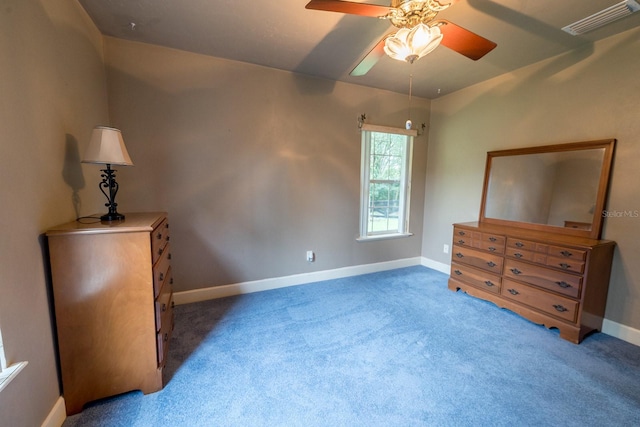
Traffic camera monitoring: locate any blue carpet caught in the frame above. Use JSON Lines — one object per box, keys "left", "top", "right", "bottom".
{"left": 64, "top": 266, "right": 640, "bottom": 426}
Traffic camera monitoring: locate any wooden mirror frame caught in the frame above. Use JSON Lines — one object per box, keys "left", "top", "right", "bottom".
{"left": 479, "top": 139, "right": 616, "bottom": 240}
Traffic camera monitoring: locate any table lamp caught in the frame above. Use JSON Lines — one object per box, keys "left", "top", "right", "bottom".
{"left": 82, "top": 126, "right": 134, "bottom": 221}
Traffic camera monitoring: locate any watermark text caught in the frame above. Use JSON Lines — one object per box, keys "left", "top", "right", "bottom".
{"left": 602, "top": 210, "right": 639, "bottom": 218}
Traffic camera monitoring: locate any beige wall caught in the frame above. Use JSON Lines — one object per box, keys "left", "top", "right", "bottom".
{"left": 0, "top": 1, "right": 110, "bottom": 426}
{"left": 103, "top": 37, "right": 430, "bottom": 292}
{"left": 423, "top": 27, "right": 640, "bottom": 330}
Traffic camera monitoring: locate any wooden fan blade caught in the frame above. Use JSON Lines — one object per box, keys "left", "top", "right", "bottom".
{"left": 305, "top": 0, "right": 392, "bottom": 18}
{"left": 350, "top": 35, "right": 392, "bottom": 76}
{"left": 435, "top": 19, "right": 497, "bottom": 60}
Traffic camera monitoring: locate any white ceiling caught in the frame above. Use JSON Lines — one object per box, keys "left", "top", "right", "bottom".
{"left": 78, "top": 0, "right": 640, "bottom": 99}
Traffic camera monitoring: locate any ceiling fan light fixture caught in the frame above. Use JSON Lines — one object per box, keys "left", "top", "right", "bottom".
{"left": 384, "top": 23, "right": 443, "bottom": 63}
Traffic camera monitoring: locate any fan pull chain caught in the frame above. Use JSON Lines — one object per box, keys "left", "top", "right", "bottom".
{"left": 406, "top": 71, "right": 413, "bottom": 130}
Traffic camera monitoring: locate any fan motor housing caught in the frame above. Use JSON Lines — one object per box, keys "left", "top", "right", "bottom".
{"left": 387, "top": 0, "right": 452, "bottom": 28}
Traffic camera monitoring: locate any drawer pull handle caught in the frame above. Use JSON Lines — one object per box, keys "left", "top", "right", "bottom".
{"left": 560, "top": 250, "right": 573, "bottom": 257}
{"left": 559, "top": 263, "right": 571, "bottom": 270}
{"left": 488, "top": 246, "right": 496, "bottom": 252}
{"left": 162, "top": 303, "right": 167, "bottom": 312}
{"left": 487, "top": 261, "right": 496, "bottom": 267}
{"left": 170, "top": 277, "right": 174, "bottom": 285}
{"left": 455, "top": 252, "right": 464, "bottom": 258}
{"left": 489, "top": 237, "right": 497, "bottom": 242}
{"left": 555, "top": 281, "right": 571, "bottom": 289}
{"left": 508, "top": 289, "right": 519, "bottom": 295}
{"left": 166, "top": 236, "right": 171, "bottom": 242}
{"left": 458, "top": 239, "right": 466, "bottom": 245}
{"left": 164, "top": 333, "right": 169, "bottom": 342}
{"left": 159, "top": 272, "right": 164, "bottom": 281}
{"left": 156, "top": 232, "right": 163, "bottom": 240}
{"left": 458, "top": 231, "right": 466, "bottom": 236}
{"left": 484, "top": 280, "right": 495, "bottom": 287}
{"left": 514, "top": 252, "right": 523, "bottom": 258}
{"left": 553, "top": 304, "right": 568, "bottom": 313}
{"left": 168, "top": 253, "right": 172, "bottom": 260}
{"left": 454, "top": 270, "right": 463, "bottom": 276}
{"left": 515, "top": 242, "right": 524, "bottom": 248}
{"left": 158, "top": 247, "right": 164, "bottom": 255}
{"left": 165, "top": 223, "right": 170, "bottom": 229}
{"left": 510, "top": 268, "right": 522, "bottom": 275}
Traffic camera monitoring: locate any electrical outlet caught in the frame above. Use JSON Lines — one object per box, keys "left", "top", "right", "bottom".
{"left": 306, "top": 250, "right": 315, "bottom": 262}
{"left": 443, "top": 244, "right": 449, "bottom": 254}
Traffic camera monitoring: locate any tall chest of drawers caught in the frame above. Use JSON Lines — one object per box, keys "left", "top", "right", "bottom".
{"left": 448, "top": 222, "right": 615, "bottom": 343}
{"left": 47, "top": 212, "right": 175, "bottom": 414}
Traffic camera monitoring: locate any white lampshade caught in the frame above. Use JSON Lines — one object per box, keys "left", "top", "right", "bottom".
{"left": 82, "top": 126, "right": 134, "bottom": 166}
{"left": 384, "top": 23, "right": 443, "bottom": 64}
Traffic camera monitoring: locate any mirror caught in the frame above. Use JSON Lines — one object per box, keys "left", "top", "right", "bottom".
{"left": 479, "top": 139, "right": 615, "bottom": 239}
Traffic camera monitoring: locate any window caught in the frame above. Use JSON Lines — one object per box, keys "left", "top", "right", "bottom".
{"left": 0, "top": 326, "right": 28, "bottom": 393}
{"left": 359, "top": 124, "right": 415, "bottom": 240}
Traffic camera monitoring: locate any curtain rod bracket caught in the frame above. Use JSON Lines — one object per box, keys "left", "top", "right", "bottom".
{"left": 358, "top": 113, "right": 367, "bottom": 129}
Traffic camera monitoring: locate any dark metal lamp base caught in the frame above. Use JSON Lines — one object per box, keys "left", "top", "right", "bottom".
{"left": 101, "top": 212, "right": 125, "bottom": 222}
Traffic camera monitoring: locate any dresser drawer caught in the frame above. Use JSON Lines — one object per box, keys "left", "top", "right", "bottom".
{"left": 502, "top": 279, "right": 578, "bottom": 323}
{"left": 546, "top": 256, "right": 585, "bottom": 274}
{"left": 507, "top": 245, "right": 584, "bottom": 273}
{"left": 153, "top": 243, "right": 172, "bottom": 298}
{"left": 480, "top": 241, "right": 504, "bottom": 254}
{"left": 506, "top": 247, "right": 535, "bottom": 262}
{"left": 156, "top": 289, "right": 174, "bottom": 367}
{"left": 506, "top": 237, "right": 538, "bottom": 252}
{"left": 452, "top": 246, "right": 503, "bottom": 274}
{"left": 507, "top": 237, "right": 550, "bottom": 253}
{"left": 155, "top": 267, "right": 173, "bottom": 331}
{"left": 453, "top": 227, "right": 505, "bottom": 254}
{"left": 451, "top": 263, "right": 501, "bottom": 294}
{"left": 454, "top": 228, "right": 480, "bottom": 240}
{"left": 480, "top": 233, "right": 505, "bottom": 254}
{"left": 507, "top": 247, "right": 548, "bottom": 264}
{"left": 548, "top": 245, "right": 586, "bottom": 261}
{"left": 453, "top": 227, "right": 482, "bottom": 247}
{"left": 504, "top": 259, "right": 582, "bottom": 299}
{"left": 151, "top": 218, "right": 170, "bottom": 264}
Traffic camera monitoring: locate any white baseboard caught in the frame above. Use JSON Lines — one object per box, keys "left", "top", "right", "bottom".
{"left": 42, "top": 396, "right": 66, "bottom": 427}
{"left": 602, "top": 319, "right": 640, "bottom": 347}
{"left": 173, "top": 257, "right": 423, "bottom": 305}
{"left": 420, "top": 257, "right": 450, "bottom": 274}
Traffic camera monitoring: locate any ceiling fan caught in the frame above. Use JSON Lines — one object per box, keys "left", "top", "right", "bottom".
{"left": 305, "top": 0, "right": 497, "bottom": 76}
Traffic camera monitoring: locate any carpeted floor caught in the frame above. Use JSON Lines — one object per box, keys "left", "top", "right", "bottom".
{"left": 64, "top": 266, "right": 640, "bottom": 426}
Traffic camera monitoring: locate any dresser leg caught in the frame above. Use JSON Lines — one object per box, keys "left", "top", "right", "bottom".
{"left": 559, "top": 326, "right": 581, "bottom": 344}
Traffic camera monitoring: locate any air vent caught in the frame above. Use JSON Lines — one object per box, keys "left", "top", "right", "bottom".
{"left": 562, "top": 0, "right": 640, "bottom": 35}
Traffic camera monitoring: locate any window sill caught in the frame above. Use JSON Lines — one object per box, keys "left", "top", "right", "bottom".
{"left": 0, "top": 361, "right": 28, "bottom": 393}
{"left": 357, "top": 232, "right": 413, "bottom": 242}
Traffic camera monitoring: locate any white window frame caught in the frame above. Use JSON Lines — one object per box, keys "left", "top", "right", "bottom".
{"left": 358, "top": 123, "right": 416, "bottom": 241}
{"left": 0, "top": 327, "right": 5, "bottom": 373}
{"left": 0, "top": 326, "right": 28, "bottom": 393}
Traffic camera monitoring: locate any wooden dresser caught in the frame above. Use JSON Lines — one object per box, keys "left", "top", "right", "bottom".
{"left": 448, "top": 221, "right": 615, "bottom": 344}
{"left": 47, "top": 212, "right": 174, "bottom": 414}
